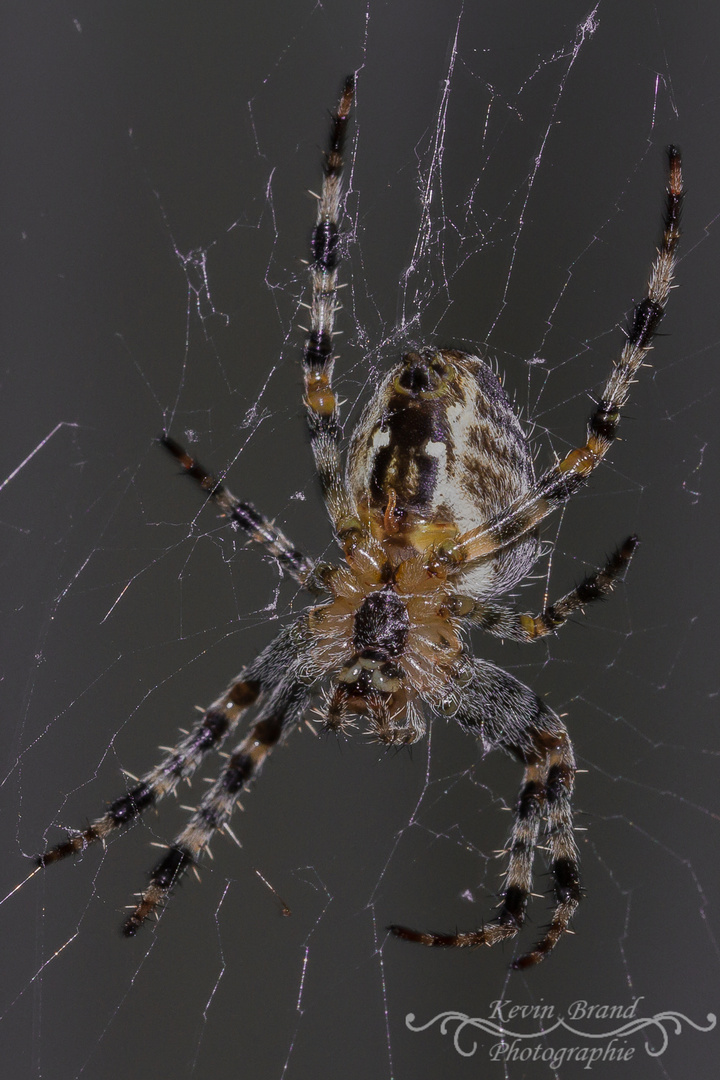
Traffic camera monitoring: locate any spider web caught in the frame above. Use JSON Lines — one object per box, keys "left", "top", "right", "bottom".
{"left": 2, "top": 2, "right": 719, "bottom": 1078}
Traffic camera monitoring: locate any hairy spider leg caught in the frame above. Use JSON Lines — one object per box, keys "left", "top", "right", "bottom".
{"left": 450, "top": 147, "right": 683, "bottom": 570}
{"left": 389, "top": 661, "right": 580, "bottom": 967}
{"left": 470, "top": 535, "right": 638, "bottom": 641}
{"left": 389, "top": 751, "right": 550, "bottom": 952}
{"left": 302, "top": 76, "right": 359, "bottom": 539}
{"left": 514, "top": 732, "right": 579, "bottom": 969}
{"left": 124, "top": 676, "right": 311, "bottom": 935}
{"left": 37, "top": 678, "right": 260, "bottom": 867}
{"left": 36, "top": 622, "right": 298, "bottom": 878}
{"left": 161, "top": 436, "right": 316, "bottom": 587}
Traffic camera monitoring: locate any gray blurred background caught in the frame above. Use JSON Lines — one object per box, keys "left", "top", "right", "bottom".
{"left": 1, "top": 1, "right": 718, "bottom": 1078}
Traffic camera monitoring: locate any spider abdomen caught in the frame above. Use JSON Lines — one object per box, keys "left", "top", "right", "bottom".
{"left": 347, "top": 348, "right": 537, "bottom": 594}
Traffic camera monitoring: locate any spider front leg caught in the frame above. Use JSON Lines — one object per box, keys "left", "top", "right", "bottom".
{"left": 161, "top": 436, "right": 317, "bottom": 588}
{"left": 514, "top": 731, "right": 579, "bottom": 969}
{"left": 471, "top": 535, "right": 638, "bottom": 642}
{"left": 389, "top": 661, "right": 580, "bottom": 968}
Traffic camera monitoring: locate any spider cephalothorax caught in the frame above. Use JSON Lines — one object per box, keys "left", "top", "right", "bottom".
{"left": 37, "top": 77, "right": 683, "bottom": 968}
{"left": 304, "top": 542, "right": 470, "bottom": 743}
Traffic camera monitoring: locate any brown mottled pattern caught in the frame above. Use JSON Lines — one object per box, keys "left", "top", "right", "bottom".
{"left": 347, "top": 349, "right": 537, "bottom": 597}
{"left": 349, "top": 349, "right": 533, "bottom": 524}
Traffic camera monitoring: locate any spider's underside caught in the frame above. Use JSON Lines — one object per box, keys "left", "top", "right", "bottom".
{"left": 38, "top": 77, "right": 683, "bottom": 969}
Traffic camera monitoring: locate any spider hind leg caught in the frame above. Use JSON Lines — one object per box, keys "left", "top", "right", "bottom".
{"left": 389, "top": 663, "right": 580, "bottom": 968}
{"left": 123, "top": 680, "right": 310, "bottom": 935}
{"left": 36, "top": 677, "right": 261, "bottom": 869}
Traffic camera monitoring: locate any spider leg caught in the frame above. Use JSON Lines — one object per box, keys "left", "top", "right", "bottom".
{"left": 449, "top": 148, "right": 683, "bottom": 570}
{"left": 161, "top": 436, "right": 316, "bottom": 587}
{"left": 513, "top": 733, "right": 579, "bottom": 969}
{"left": 37, "top": 620, "right": 305, "bottom": 867}
{"left": 389, "top": 661, "right": 580, "bottom": 968}
{"left": 123, "top": 678, "right": 310, "bottom": 935}
{"left": 302, "top": 78, "right": 359, "bottom": 541}
{"left": 469, "top": 535, "right": 638, "bottom": 641}
{"left": 389, "top": 753, "right": 549, "bottom": 951}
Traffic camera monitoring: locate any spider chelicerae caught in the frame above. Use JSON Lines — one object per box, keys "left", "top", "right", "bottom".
{"left": 38, "top": 77, "right": 683, "bottom": 968}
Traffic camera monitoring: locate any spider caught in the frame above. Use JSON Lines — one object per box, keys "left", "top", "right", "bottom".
{"left": 38, "top": 77, "right": 683, "bottom": 968}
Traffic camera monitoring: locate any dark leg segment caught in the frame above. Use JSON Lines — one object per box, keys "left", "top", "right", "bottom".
{"left": 302, "top": 77, "right": 357, "bottom": 534}
{"left": 514, "top": 738, "right": 580, "bottom": 969}
{"left": 389, "top": 660, "right": 580, "bottom": 967}
{"left": 389, "top": 753, "right": 548, "bottom": 951}
{"left": 37, "top": 621, "right": 305, "bottom": 872}
{"left": 124, "top": 679, "right": 310, "bottom": 935}
{"left": 469, "top": 535, "right": 638, "bottom": 641}
{"left": 37, "top": 677, "right": 260, "bottom": 867}
{"left": 161, "top": 436, "right": 315, "bottom": 587}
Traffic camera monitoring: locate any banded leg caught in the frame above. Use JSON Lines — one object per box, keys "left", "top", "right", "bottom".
{"left": 389, "top": 661, "right": 580, "bottom": 967}
{"left": 162, "top": 436, "right": 315, "bottom": 587}
{"left": 37, "top": 621, "right": 303, "bottom": 867}
{"left": 469, "top": 535, "right": 638, "bottom": 642}
{"left": 514, "top": 734, "right": 580, "bottom": 969}
{"left": 389, "top": 754, "right": 549, "bottom": 951}
{"left": 449, "top": 147, "right": 683, "bottom": 570}
{"left": 124, "top": 679, "right": 310, "bottom": 935}
{"left": 302, "top": 77, "right": 357, "bottom": 536}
